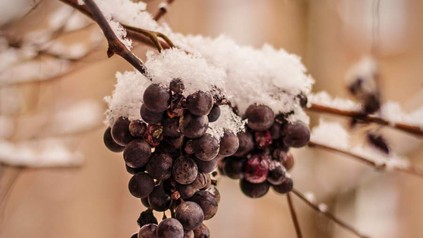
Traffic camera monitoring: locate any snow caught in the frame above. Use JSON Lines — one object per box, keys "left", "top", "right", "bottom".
{"left": 345, "top": 56, "right": 378, "bottom": 96}
{"left": 304, "top": 192, "right": 317, "bottom": 203}
{"left": 381, "top": 101, "right": 423, "bottom": 129}
{"left": 309, "top": 91, "right": 360, "bottom": 111}
{"left": 208, "top": 105, "right": 246, "bottom": 138}
{"left": 318, "top": 203, "right": 328, "bottom": 213}
{"left": 311, "top": 120, "right": 410, "bottom": 170}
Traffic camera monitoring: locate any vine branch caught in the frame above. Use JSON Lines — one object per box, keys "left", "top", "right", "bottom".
{"left": 308, "top": 141, "right": 423, "bottom": 179}
{"left": 292, "top": 188, "right": 370, "bottom": 238}
{"left": 308, "top": 103, "right": 423, "bottom": 137}
{"left": 287, "top": 192, "right": 303, "bottom": 238}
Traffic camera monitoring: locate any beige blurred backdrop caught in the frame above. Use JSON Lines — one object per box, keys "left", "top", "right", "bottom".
{"left": 1, "top": 0, "right": 423, "bottom": 238}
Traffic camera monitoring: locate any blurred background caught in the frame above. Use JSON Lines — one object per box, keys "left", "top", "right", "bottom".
{"left": 0, "top": 0, "right": 422, "bottom": 237}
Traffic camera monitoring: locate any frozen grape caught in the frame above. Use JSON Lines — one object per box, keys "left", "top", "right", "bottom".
{"left": 193, "top": 223, "right": 210, "bottom": 238}
{"left": 245, "top": 104, "right": 275, "bottom": 131}
{"left": 143, "top": 84, "right": 170, "bottom": 113}
{"left": 240, "top": 179, "right": 270, "bottom": 198}
{"left": 175, "top": 201, "right": 204, "bottom": 230}
{"left": 282, "top": 152, "right": 295, "bottom": 171}
{"left": 146, "top": 153, "right": 173, "bottom": 181}
{"left": 269, "top": 123, "right": 282, "bottom": 139}
{"left": 194, "top": 157, "right": 217, "bottom": 174}
{"left": 223, "top": 157, "right": 245, "bottom": 180}
{"left": 137, "top": 209, "right": 158, "bottom": 227}
{"left": 233, "top": 131, "right": 254, "bottom": 157}
{"left": 194, "top": 134, "right": 219, "bottom": 161}
{"left": 148, "top": 184, "right": 171, "bottom": 212}
{"left": 124, "top": 140, "right": 151, "bottom": 169}
{"left": 254, "top": 130, "right": 273, "bottom": 149}
{"left": 111, "top": 117, "right": 133, "bottom": 146}
{"left": 103, "top": 127, "right": 125, "bottom": 152}
{"left": 186, "top": 91, "right": 213, "bottom": 116}
{"left": 129, "top": 120, "right": 147, "bottom": 138}
{"left": 184, "top": 140, "right": 195, "bottom": 154}
{"left": 138, "top": 223, "right": 158, "bottom": 238}
{"left": 218, "top": 131, "right": 239, "bottom": 156}
{"left": 172, "top": 156, "right": 198, "bottom": 185}
{"left": 157, "top": 218, "right": 184, "bottom": 238}
{"left": 125, "top": 164, "right": 145, "bottom": 175}
{"left": 243, "top": 154, "right": 270, "bottom": 184}
{"left": 207, "top": 104, "right": 220, "bottom": 122}
{"left": 183, "top": 113, "right": 209, "bottom": 139}
{"left": 272, "top": 177, "right": 293, "bottom": 194}
{"left": 267, "top": 160, "right": 286, "bottom": 185}
{"left": 144, "top": 124, "right": 164, "bottom": 147}
{"left": 166, "top": 136, "right": 184, "bottom": 149}
{"left": 189, "top": 190, "right": 218, "bottom": 220}
{"left": 128, "top": 172, "right": 155, "bottom": 198}
{"left": 141, "top": 104, "right": 163, "bottom": 124}
{"left": 282, "top": 121, "right": 310, "bottom": 148}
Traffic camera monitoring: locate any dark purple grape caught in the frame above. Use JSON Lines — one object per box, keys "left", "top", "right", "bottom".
{"left": 172, "top": 156, "right": 198, "bottom": 185}
{"left": 157, "top": 218, "right": 184, "bottom": 238}
{"left": 207, "top": 104, "right": 220, "bottom": 122}
{"left": 128, "top": 172, "right": 155, "bottom": 198}
{"left": 267, "top": 160, "right": 286, "bottom": 185}
{"left": 168, "top": 94, "right": 185, "bottom": 118}
{"left": 175, "top": 201, "right": 204, "bottom": 230}
{"left": 103, "top": 127, "right": 125, "bottom": 152}
{"left": 254, "top": 130, "right": 273, "bottom": 149}
{"left": 166, "top": 136, "right": 184, "bottom": 149}
{"left": 141, "top": 197, "right": 150, "bottom": 208}
{"left": 184, "top": 140, "right": 195, "bottom": 154}
{"left": 124, "top": 140, "right": 151, "bottom": 168}
{"left": 189, "top": 190, "right": 218, "bottom": 220}
{"left": 192, "top": 173, "right": 210, "bottom": 190}
{"left": 186, "top": 91, "right": 213, "bottom": 116}
{"left": 146, "top": 153, "right": 173, "bottom": 181}
{"left": 218, "top": 131, "right": 239, "bottom": 156}
{"left": 240, "top": 179, "right": 270, "bottom": 198}
{"left": 111, "top": 117, "right": 133, "bottom": 146}
{"left": 194, "top": 134, "right": 219, "bottom": 161}
{"left": 194, "top": 157, "right": 217, "bottom": 174}
{"left": 138, "top": 223, "right": 158, "bottom": 238}
{"left": 141, "top": 104, "right": 163, "bottom": 124}
{"left": 163, "top": 117, "right": 182, "bottom": 138}
{"left": 184, "top": 230, "right": 194, "bottom": 238}
{"left": 143, "top": 84, "right": 170, "bottom": 113}
{"left": 206, "top": 186, "right": 220, "bottom": 203}
{"left": 282, "top": 152, "right": 295, "bottom": 171}
{"left": 193, "top": 223, "right": 210, "bottom": 238}
{"left": 137, "top": 209, "right": 158, "bottom": 227}
{"left": 176, "top": 183, "right": 198, "bottom": 200}
{"left": 144, "top": 124, "right": 164, "bottom": 147}
{"left": 282, "top": 121, "right": 310, "bottom": 148}
{"left": 183, "top": 114, "right": 209, "bottom": 139}
{"left": 272, "top": 177, "right": 293, "bottom": 194}
{"left": 223, "top": 157, "right": 245, "bottom": 179}
{"left": 125, "top": 164, "right": 145, "bottom": 175}
{"left": 269, "top": 123, "right": 282, "bottom": 140}
{"left": 170, "top": 78, "right": 185, "bottom": 95}
{"left": 129, "top": 120, "right": 147, "bottom": 138}
{"left": 233, "top": 131, "right": 254, "bottom": 157}
{"left": 243, "top": 154, "right": 270, "bottom": 184}
{"left": 245, "top": 104, "right": 275, "bottom": 131}
{"left": 148, "top": 184, "right": 171, "bottom": 212}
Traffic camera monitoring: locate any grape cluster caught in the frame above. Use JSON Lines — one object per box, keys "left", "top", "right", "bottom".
{"left": 218, "top": 103, "right": 310, "bottom": 198}
{"left": 103, "top": 79, "right": 239, "bottom": 238}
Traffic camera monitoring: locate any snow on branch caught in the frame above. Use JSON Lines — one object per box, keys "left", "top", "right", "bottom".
{"left": 309, "top": 120, "right": 423, "bottom": 178}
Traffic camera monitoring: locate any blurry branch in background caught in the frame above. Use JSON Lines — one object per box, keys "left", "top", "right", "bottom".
{"left": 308, "top": 141, "right": 423, "bottom": 179}
{"left": 308, "top": 103, "right": 423, "bottom": 137}
{"left": 292, "top": 188, "right": 370, "bottom": 238}
{"left": 287, "top": 192, "right": 303, "bottom": 238}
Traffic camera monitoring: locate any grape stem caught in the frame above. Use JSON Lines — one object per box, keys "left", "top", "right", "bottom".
{"left": 307, "top": 103, "right": 423, "bottom": 137}
{"left": 287, "top": 192, "right": 303, "bottom": 238}
{"left": 291, "top": 188, "right": 370, "bottom": 238}
{"left": 153, "top": 0, "right": 176, "bottom": 21}
{"left": 308, "top": 141, "right": 423, "bottom": 179}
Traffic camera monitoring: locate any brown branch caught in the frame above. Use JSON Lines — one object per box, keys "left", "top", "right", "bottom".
{"left": 308, "top": 141, "right": 423, "bottom": 179}
{"left": 75, "top": 0, "right": 150, "bottom": 78}
{"left": 308, "top": 103, "right": 423, "bottom": 137}
{"left": 153, "top": 0, "right": 176, "bottom": 21}
{"left": 292, "top": 188, "right": 370, "bottom": 238}
{"left": 287, "top": 192, "right": 303, "bottom": 238}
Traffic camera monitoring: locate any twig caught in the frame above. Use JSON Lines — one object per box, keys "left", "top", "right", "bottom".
{"left": 308, "top": 103, "right": 423, "bottom": 137}
{"left": 287, "top": 192, "right": 303, "bottom": 238}
{"left": 291, "top": 188, "right": 370, "bottom": 238}
{"left": 81, "top": 0, "right": 150, "bottom": 78}
{"left": 308, "top": 141, "right": 423, "bottom": 179}
{"left": 153, "top": 0, "right": 176, "bottom": 21}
